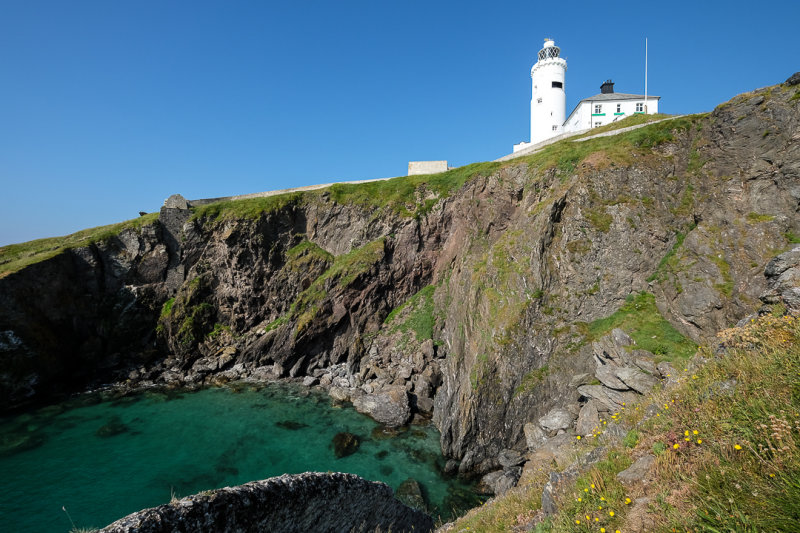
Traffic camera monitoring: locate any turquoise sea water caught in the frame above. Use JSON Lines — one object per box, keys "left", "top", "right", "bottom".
{"left": 0, "top": 383, "right": 479, "bottom": 532}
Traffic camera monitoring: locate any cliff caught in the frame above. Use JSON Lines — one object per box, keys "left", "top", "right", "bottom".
{"left": 1, "top": 79, "right": 798, "bottom": 481}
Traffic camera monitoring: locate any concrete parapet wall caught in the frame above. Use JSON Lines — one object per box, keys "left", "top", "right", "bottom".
{"left": 408, "top": 161, "right": 448, "bottom": 176}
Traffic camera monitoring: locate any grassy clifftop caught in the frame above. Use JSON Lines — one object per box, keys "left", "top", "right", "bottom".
{"left": 0, "top": 112, "right": 680, "bottom": 277}
{"left": 0, "top": 213, "right": 158, "bottom": 278}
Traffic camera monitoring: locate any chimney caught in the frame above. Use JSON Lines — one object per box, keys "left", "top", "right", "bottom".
{"left": 600, "top": 79, "right": 615, "bottom": 94}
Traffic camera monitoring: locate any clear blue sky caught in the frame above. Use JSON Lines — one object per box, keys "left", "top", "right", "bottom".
{"left": 2, "top": 0, "right": 798, "bottom": 246}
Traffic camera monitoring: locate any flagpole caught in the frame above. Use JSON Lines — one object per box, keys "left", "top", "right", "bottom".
{"left": 645, "top": 38, "right": 648, "bottom": 114}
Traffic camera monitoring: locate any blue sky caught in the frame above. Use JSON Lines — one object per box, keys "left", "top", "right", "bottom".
{"left": 1, "top": 0, "right": 798, "bottom": 246}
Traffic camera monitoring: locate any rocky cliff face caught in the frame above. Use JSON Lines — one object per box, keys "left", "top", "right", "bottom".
{"left": 1, "top": 81, "right": 798, "bottom": 478}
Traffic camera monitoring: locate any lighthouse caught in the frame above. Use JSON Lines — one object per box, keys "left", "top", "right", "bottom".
{"left": 530, "top": 39, "right": 567, "bottom": 145}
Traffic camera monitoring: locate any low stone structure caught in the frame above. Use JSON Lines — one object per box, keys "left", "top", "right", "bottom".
{"left": 99, "top": 472, "right": 434, "bottom": 533}
{"left": 408, "top": 161, "right": 448, "bottom": 176}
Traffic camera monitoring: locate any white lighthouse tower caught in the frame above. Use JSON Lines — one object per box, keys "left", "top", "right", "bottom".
{"left": 530, "top": 38, "right": 567, "bottom": 145}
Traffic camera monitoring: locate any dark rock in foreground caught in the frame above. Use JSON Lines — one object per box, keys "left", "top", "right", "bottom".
{"left": 99, "top": 472, "right": 434, "bottom": 533}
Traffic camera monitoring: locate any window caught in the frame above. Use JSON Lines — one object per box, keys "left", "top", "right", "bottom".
{"left": 636, "top": 102, "right": 644, "bottom": 112}
{"left": 594, "top": 121, "right": 602, "bottom": 128}
{"left": 594, "top": 104, "right": 602, "bottom": 114}
{"left": 537, "top": 98, "right": 542, "bottom": 103}
{"left": 552, "top": 81, "right": 563, "bottom": 88}
{"left": 616, "top": 104, "right": 621, "bottom": 113}
{"left": 552, "top": 125, "right": 558, "bottom": 131}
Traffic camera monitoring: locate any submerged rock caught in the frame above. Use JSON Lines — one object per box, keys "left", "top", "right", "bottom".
{"left": 396, "top": 478, "right": 428, "bottom": 513}
{"left": 96, "top": 415, "right": 129, "bottom": 437}
{"left": 332, "top": 432, "right": 360, "bottom": 458}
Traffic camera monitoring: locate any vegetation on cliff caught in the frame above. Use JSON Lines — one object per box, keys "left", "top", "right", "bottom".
{"left": 448, "top": 312, "right": 800, "bottom": 532}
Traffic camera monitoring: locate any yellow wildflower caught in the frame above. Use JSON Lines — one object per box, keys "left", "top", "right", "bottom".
{"left": 693, "top": 430, "right": 699, "bottom": 435}
{"left": 734, "top": 444, "right": 742, "bottom": 450}
{"left": 625, "top": 497, "right": 632, "bottom": 505}
{"left": 697, "top": 439, "right": 702, "bottom": 444}
{"left": 609, "top": 510, "right": 615, "bottom": 517}
{"left": 673, "top": 443, "right": 680, "bottom": 449}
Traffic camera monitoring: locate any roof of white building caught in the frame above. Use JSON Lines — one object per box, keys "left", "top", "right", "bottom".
{"left": 577, "top": 92, "right": 661, "bottom": 103}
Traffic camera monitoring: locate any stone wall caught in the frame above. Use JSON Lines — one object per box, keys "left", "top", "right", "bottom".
{"left": 98, "top": 472, "right": 434, "bottom": 533}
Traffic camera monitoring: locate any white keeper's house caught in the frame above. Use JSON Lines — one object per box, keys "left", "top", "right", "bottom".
{"left": 513, "top": 39, "right": 660, "bottom": 153}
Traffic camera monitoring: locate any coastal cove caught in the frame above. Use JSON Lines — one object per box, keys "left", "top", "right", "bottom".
{"left": 0, "top": 383, "right": 480, "bottom": 531}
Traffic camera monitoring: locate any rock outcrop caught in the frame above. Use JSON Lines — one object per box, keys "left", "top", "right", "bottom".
{"left": 98, "top": 472, "right": 434, "bottom": 533}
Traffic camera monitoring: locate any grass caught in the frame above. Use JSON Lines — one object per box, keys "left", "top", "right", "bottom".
{"left": 291, "top": 237, "right": 386, "bottom": 333}
{"left": 0, "top": 213, "right": 159, "bottom": 278}
{"left": 647, "top": 226, "right": 694, "bottom": 283}
{"left": 384, "top": 285, "right": 436, "bottom": 342}
{"left": 447, "top": 313, "right": 800, "bottom": 532}
{"left": 519, "top": 115, "right": 699, "bottom": 179}
{"left": 327, "top": 161, "right": 501, "bottom": 217}
{"left": 514, "top": 366, "right": 550, "bottom": 397}
{"left": 190, "top": 192, "right": 304, "bottom": 222}
{"left": 586, "top": 292, "right": 697, "bottom": 361}
{"left": 746, "top": 212, "right": 775, "bottom": 224}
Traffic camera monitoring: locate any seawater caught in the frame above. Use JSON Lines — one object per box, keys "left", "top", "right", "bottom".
{"left": 0, "top": 383, "right": 480, "bottom": 532}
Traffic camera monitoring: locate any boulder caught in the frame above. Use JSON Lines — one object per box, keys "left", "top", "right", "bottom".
{"left": 302, "top": 376, "right": 318, "bottom": 387}
{"left": 787, "top": 72, "right": 800, "bottom": 86}
{"left": 524, "top": 422, "right": 547, "bottom": 450}
{"left": 498, "top": 449, "right": 525, "bottom": 468}
{"left": 329, "top": 386, "right": 351, "bottom": 402}
{"left": 539, "top": 408, "right": 573, "bottom": 434}
{"left": 480, "top": 468, "right": 521, "bottom": 496}
{"left": 352, "top": 386, "right": 411, "bottom": 427}
{"left": 616, "top": 454, "right": 655, "bottom": 484}
{"left": 575, "top": 401, "right": 600, "bottom": 437}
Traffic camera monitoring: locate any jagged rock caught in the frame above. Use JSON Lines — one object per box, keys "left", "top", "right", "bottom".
{"left": 617, "top": 454, "right": 655, "bottom": 484}
{"left": 98, "top": 472, "right": 434, "bottom": 533}
{"left": 787, "top": 72, "right": 800, "bottom": 86}
{"left": 331, "top": 432, "right": 360, "bottom": 458}
{"left": 352, "top": 385, "right": 410, "bottom": 427}
{"left": 498, "top": 449, "right": 525, "bottom": 468}
{"left": 595, "top": 365, "right": 628, "bottom": 390}
{"left": 575, "top": 401, "right": 600, "bottom": 436}
{"left": 569, "top": 373, "right": 592, "bottom": 388}
{"left": 524, "top": 422, "right": 547, "bottom": 450}
{"left": 614, "top": 367, "right": 659, "bottom": 394}
{"left": 302, "top": 376, "right": 318, "bottom": 387}
{"left": 539, "top": 408, "right": 573, "bottom": 434}
{"left": 633, "top": 355, "right": 657, "bottom": 375}
{"left": 395, "top": 478, "right": 428, "bottom": 513}
{"left": 760, "top": 246, "right": 800, "bottom": 310}
{"left": 576, "top": 385, "right": 637, "bottom": 412}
